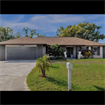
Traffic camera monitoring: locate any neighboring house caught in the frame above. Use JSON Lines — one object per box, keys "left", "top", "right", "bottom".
{"left": 0, "top": 37, "right": 105, "bottom": 60}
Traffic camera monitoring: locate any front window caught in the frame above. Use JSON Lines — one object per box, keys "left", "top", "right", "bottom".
{"left": 92, "top": 47, "right": 100, "bottom": 55}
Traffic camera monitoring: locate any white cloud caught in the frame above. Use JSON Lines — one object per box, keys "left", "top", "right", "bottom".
{"left": 1, "top": 14, "right": 105, "bottom": 34}
{"left": 30, "top": 14, "right": 86, "bottom": 24}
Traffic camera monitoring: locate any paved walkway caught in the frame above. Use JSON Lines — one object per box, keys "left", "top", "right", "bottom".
{"left": 0, "top": 60, "right": 36, "bottom": 91}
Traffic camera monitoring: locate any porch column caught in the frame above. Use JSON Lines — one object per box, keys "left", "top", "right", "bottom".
{"left": 100, "top": 46, "right": 103, "bottom": 58}
{"left": 73, "top": 46, "right": 76, "bottom": 58}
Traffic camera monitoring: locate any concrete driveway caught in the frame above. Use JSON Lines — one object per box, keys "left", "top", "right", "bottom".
{"left": 0, "top": 60, "right": 36, "bottom": 91}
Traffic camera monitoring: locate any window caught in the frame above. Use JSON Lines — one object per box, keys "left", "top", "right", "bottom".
{"left": 92, "top": 47, "right": 100, "bottom": 55}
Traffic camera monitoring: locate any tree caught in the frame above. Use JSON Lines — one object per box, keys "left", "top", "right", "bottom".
{"left": 0, "top": 29, "right": 3, "bottom": 42}
{"left": 57, "top": 22, "right": 105, "bottom": 42}
{"left": 29, "top": 29, "right": 36, "bottom": 38}
{"left": 23, "top": 27, "right": 29, "bottom": 37}
{"left": 36, "top": 33, "right": 47, "bottom": 37}
{"left": 15, "top": 32, "right": 22, "bottom": 38}
{"left": 56, "top": 26, "right": 65, "bottom": 37}
{"left": 0, "top": 26, "right": 14, "bottom": 42}
{"left": 50, "top": 44, "right": 65, "bottom": 58}
{"left": 35, "top": 54, "right": 52, "bottom": 77}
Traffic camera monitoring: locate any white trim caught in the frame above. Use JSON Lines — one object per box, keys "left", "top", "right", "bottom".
{"left": 6, "top": 45, "right": 37, "bottom": 47}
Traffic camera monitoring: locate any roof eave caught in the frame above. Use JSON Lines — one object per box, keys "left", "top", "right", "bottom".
{"left": 0, "top": 43, "right": 47, "bottom": 45}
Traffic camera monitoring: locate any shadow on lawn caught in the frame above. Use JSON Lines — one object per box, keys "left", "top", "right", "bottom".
{"left": 45, "top": 77, "right": 67, "bottom": 87}
{"left": 93, "top": 85, "right": 105, "bottom": 91}
{"left": 50, "top": 66, "right": 59, "bottom": 68}
{"left": 45, "top": 77, "right": 82, "bottom": 90}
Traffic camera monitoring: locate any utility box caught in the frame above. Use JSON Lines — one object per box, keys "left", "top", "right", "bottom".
{"left": 66, "top": 62, "right": 73, "bottom": 91}
{"left": 66, "top": 62, "right": 73, "bottom": 70}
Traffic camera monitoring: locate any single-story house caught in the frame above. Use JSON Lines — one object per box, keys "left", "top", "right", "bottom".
{"left": 0, "top": 36, "right": 105, "bottom": 60}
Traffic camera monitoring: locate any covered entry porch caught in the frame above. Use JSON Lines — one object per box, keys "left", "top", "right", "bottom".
{"left": 62, "top": 45, "right": 103, "bottom": 59}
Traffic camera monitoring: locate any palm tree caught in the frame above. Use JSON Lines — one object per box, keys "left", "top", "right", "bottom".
{"left": 35, "top": 54, "right": 52, "bottom": 77}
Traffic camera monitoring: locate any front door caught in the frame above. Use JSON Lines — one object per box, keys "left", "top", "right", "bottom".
{"left": 66, "top": 47, "right": 73, "bottom": 58}
{"left": 67, "top": 47, "right": 70, "bottom": 57}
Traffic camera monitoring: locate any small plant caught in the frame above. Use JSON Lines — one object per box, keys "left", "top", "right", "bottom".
{"left": 35, "top": 54, "right": 52, "bottom": 77}
{"left": 85, "top": 50, "right": 92, "bottom": 58}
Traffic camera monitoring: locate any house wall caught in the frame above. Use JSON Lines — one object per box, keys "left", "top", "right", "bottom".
{"left": 60, "top": 46, "right": 66, "bottom": 50}
{"left": 42, "top": 46, "right": 46, "bottom": 56}
{"left": 93, "top": 46, "right": 103, "bottom": 58}
{"left": 0, "top": 45, "right": 5, "bottom": 61}
{"left": 36, "top": 45, "right": 43, "bottom": 59}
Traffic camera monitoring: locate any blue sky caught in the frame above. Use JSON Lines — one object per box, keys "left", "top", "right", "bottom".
{"left": 0, "top": 14, "right": 105, "bottom": 43}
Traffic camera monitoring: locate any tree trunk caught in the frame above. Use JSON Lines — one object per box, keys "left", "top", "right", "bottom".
{"left": 43, "top": 70, "right": 45, "bottom": 77}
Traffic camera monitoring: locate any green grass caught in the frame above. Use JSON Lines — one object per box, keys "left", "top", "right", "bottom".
{"left": 27, "top": 58, "right": 105, "bottom": 91}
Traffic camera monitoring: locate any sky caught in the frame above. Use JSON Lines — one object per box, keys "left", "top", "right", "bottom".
{"left": 0, "top": 14, "right": 105, "bottom": 44}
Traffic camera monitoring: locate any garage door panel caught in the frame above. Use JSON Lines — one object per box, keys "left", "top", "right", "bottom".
{"left": 7, "top": 47, "right": 36, "bottom": 60}
{"left": 7, "top": 47, "right": 22, "bottom": 60}
{"left": 21, "top": 47, "right": 36, "bottom": 59}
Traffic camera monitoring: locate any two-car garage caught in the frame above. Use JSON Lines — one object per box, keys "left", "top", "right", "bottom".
{"left": 7, "top": 46, "right": 36, "bottom": 60}
{"left": 0, "top": 37, "right": 44, "bottom": 61}
{"left": 6, "top": 45, "right": 37, "bottom": 60}
{"left": 0, "top": 44, "right": 43, "bottom": 60}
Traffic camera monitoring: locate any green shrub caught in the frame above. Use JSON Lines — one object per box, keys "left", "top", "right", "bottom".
{"left": 50, "top": 44, "right": 65, "bottom": 58}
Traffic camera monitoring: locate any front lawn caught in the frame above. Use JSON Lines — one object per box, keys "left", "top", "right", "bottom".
{"left": 27, "top": 58, "right": 105, "bottom": 91}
